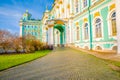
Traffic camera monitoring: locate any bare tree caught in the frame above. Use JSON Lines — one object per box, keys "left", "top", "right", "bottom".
{"left": 21, "top": 34, "right": 36, "bottom": 53}
{"left": 0, "top": 29, "right": 50, "bottom": 54}
{"left": 12, "top": 34, "right": 22, "bottom": 53}
{"left": 0, "top": 30, "right": 12, "bottom": 53}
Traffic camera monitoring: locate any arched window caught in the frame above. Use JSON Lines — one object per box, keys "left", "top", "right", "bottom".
{"left": 75, "top": 0, "right": 79, "bottom": 13}
{"left": 76, "top": 27, "right": 80, "bottom": 40}
{"left": 84, "top": 23, "right": 89, "bottom": 39}
{"left": 83, "top": 0, "right": 87, "bottom": 7}
{"left": 95, "top": 18, "right": 102, "bottom": 38}
{"left": 111, "top": 12, "right": 116, "bottom": 36}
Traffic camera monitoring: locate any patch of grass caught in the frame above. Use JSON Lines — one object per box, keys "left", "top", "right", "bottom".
{"left": 0, "top": 50, "right": 51, "bottom": 71}
{"left": 72, "top": 47, "right": 120, "bottom": 69}
{"left": 106, "top": 60, "right": 120, "bottom": 67}
{"left": 72, "top": 48, "right": 120, "bottom": 64}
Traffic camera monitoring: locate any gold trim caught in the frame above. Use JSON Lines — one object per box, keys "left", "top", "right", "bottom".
{"left": 94, "top": 12, "right": 100, "bottom": 18}
{"left": 109, "top": 4, "right": 115, "bottom": 11}
{"left": 76, "top": 22, "right": 79, "bottom": 26}
{"left": 90, "top": 0, "right": 105, "bottom": 9}
{"left": 59, "top": 0, "right": 63, "bottom": 4}
{"left": 67, "top": 4, "right": 70, "bottom": 9}
{"left": 56, "top": 5, "right": 59, "bottom": 9}
{"left": 83, "top": 18, "right": 88, "bottom": 22}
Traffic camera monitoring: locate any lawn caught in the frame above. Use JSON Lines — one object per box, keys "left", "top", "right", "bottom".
{"left": 0, "top": 50, "right": 51, "bottom": 71}
{"left": 72, "top": 48, "right": 120, "bottom": 70}
{"left": 106, "top": 60, "right": 120, "bottom": 67}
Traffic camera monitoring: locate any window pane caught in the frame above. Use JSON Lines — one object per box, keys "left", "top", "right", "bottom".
{"left": 95, "top": 18, "right": 102, "bottom": 38}
{"left": 112, "top": 19, "right": 116, "bottom": 36}
{"left": 111, "top": 12, "right": 116, "bottom": 36}
{"left": 84, "top": 23, "right": 89, "bottom": 39}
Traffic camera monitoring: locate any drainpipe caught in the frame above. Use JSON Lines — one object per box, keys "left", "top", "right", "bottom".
{"left": 88, "top": 0, "right": 92, "bottom": 50}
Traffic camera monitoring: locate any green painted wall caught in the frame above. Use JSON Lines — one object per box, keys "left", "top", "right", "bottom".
{"left": 73, "top": 0, "right": 116, "bottom": 50}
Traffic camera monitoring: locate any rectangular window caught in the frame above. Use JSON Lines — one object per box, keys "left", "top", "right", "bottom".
{"left": 112, "top": 19, "right": 116, "bottom": 36}
{"left": 83, "top": 0, "right": 87, "bottom": 8}
{"left": 77, "top": 27, "right": 80, "bottom": 40}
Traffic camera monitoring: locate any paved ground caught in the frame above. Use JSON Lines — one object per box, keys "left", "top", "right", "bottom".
{"left": 0, "top": 48, "right": 120, "bottom": 80}
{"left": 70, "top": 46, "right": 120, "bottom": 61}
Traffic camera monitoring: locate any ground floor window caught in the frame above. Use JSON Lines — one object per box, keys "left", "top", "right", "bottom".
{"left": 84, "top": 23, "right": 89, "bottom": 39}
{"left": 111, "top": 12, "right": 116, "bottom": 36}
{"left": 76, "top": 27, "right": 80, "bottom": 40}
{"left": 95, "top": 18, "right": 102, "bottom": 38}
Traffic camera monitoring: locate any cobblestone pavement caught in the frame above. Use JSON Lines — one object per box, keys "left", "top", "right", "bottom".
{"left": 0, "top": 48, "right": 120, "bottom": 80}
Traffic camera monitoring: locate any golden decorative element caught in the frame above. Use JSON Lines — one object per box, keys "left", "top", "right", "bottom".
{"left": 62, "top": 8, "right": 64, "bottom": 13}
{"left": 59, "top": 0, "right": 63, "bottom": 4}
{"left": 67, "top": 4, "right": 70, "bottom": 9}
{"left": 48, "top": 25, "right": 54, "bottom": 28}
{"left": 110, "top": 4, "right": 115, "bottom": 11}
{"left": 83, "top": 18, "right": 88, "bottom": 22}
{"left": 56, "top": 5, "right": 59, "bottom": 9}
{"left": 94, "top": 12, "right": 100, "bottom": 18}
{"left": 76, "top": 22, "right": 79, "bottom": 26}
{"left": 55, "top": 20, "right": 64, "bottom": 25}
{"left": 46, "top": 27, "right": 48, "bottom": 30}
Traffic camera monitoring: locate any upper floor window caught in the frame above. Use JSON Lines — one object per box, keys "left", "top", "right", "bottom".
{"left": 95, "top": 18, "right": 102, "bottom": 38}
{"left": 83, "top": 0, "right": 87, "bottom": 8}
{"left": 75, "top": 0, "right": 79, "bottom": 13}
{"left": 84, "top": 23, "right": 89, "bottom": 39}
{"left": 111, "top": 12, "right": 116, "bottom": 36}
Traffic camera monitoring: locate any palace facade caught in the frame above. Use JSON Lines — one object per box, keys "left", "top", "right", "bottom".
{"left": 20, "top": 0, "right": 120, "bottom": 54}
{"left": 19, "top": 10, "right": 42, "bottom": 41}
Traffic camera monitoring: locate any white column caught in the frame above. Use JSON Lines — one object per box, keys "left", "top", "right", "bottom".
{"left": 20, "top": 26, "right": 22, "bottom": 37}
{"left": 70, "top": 0, "right": 72, "bottom": 14}
{"left": 66, "top": 25, "right": 68, "bottom": 44}
{"left": 50, "top": 27, "right": 54, "bottom": 45}
{"left": 48, "top": 28, "right": 51, "bottom": 45}
{"left": 116, "top": 0, "right": 120, "bottom": 54}
{"left": 69, "top": 20, "right": 72, "bottom": 43}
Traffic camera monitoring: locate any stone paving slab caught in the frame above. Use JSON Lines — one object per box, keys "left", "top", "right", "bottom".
{"left": 0, "top": 48, "right": 120, "bottom": 80}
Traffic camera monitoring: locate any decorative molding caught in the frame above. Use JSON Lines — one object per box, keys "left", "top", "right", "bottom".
{"left": 109, "top": 3, "right": 115, "bottom": 11}
{"left": 90, "top": 0, "right": 105, "bottom": 9}
{"left": 94, "top": 12, "right": 100, "bottom": 18}
{"left": 83, "top": 18, "right": 88, "bottom": 22}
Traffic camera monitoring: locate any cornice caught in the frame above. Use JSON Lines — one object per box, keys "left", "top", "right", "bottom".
{"left": 90, "top": 0, "right": 105, "bottom": 9}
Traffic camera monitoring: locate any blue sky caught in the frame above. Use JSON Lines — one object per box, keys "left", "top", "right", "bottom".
{"left": 0, "top": 0, "right": 54, "bottom": 34}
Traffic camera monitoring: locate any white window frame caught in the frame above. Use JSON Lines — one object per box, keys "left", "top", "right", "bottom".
{"left": 107, "top": 9, "right": 117, "bottom": 39}
{"left": 92, "top": 16, "right": 104, "bottom": 41}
